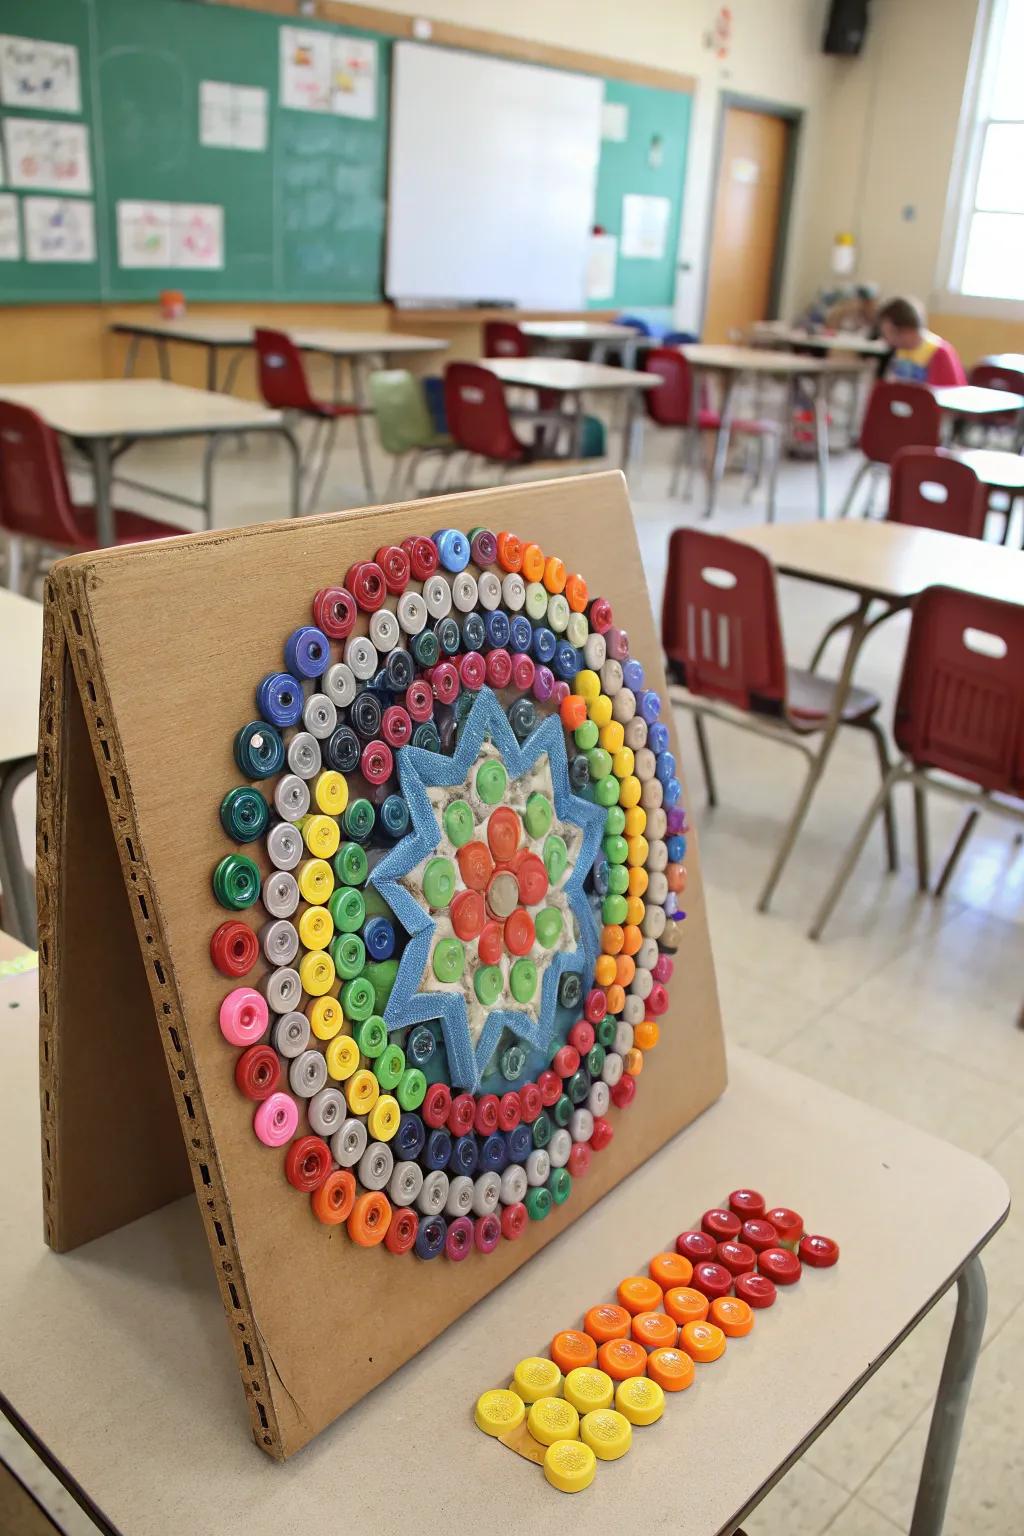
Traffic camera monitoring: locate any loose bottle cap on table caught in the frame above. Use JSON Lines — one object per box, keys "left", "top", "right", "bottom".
{"left": 615, "top": 1376, "right": 665, "bottom": 1426}
{"left": 759, "top": 1247, "right": 803, "bottom": 1285}
{"left": 475, "top": 1389, "right": 525, "bottom": 1437}
{"left": 799, "top": 1233, "right": 840, "bottom": 1268}
{"left": 543, "top": 1439, "right": 596, "bottom": 1494}
{"left": 580, "top": 1408, "right": 632, "bottom": 1461}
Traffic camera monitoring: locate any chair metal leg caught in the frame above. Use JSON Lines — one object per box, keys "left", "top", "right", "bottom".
{"left": 807, "top": 606, "right": 865, "bottom": 673}
{"left": 934, "top": 808, "right": 982, "bottom": 898}
{"left": 5, "top": 535, "right": 23, "bottom": 593}
{"left": 837, "top": 458, "right": 870, "bottom": 519}
{"left": 693, "top": 713, "right": 718, "bottom": 807}
{"left": 908, "top": 1257, "right": 987, "bottom": 1536}
{"left": 809, "top": 763, "right": 906, "bottom": 939}
{"left": 705, "top": 375, "right": 736, "bottom": 519}
{"left": 122, "top": 334, "right": 141, "bottom": 377}
{"left": 863, "top": 719, "right": 899, "bottom": 872}
{"left": 913, "top": 783, "right": 931, "bottom": 892}
{"left": 765, "top": 434, "right": 781, "bottom": 524}
{"left": 305, "top": 417, "right": 338, "bottom": 514}
{"left": 669, "top": 429, "right": 689, "bottom": 497}
{"left": 0, "top": 758, "right": 36, "bottom": 947}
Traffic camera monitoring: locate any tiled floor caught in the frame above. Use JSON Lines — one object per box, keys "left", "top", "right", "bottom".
{"left": 5, "top": 411, "right": 1022, "bottom": 1534}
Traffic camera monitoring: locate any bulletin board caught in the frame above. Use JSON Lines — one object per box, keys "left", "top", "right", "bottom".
{"left": 37, "top": 473, "right": 726, "bottom": 1459}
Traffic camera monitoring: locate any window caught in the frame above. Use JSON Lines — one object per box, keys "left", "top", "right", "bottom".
{"left": 948, "top": 0, "right": 1024, "bottom": 302}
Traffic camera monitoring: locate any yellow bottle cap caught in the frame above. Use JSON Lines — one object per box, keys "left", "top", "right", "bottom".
{"left": 309, "top": 996, "right": 343, "bottom": 1040}
{"left": 588, "top": 694, "right": 612, "bottom": 728}
{"left": 580, "top": 1407, "right": 632, "bottom": 1461}
{"left": 474, "top": 1388, "right": 525, "bottom": 1438}
{"left": 527, "top": 1395, "right": 580, "bottom": 1446}
{"left": 297, "top": 858, "right": 334, "bottom": 905}
{"left": 612, "top": 747, "right": 635, "bottom": 780}
{"left": 563, "top": 1366, "right": 614, "bottom": 1413}
{"left": 325, "top": 1033, "right": 359, "bottom": 1080}
{"left": 618, "top": 775, "right": 641, "bottom": 808}
{"left": 615, "top": 1376, "right": 665, "bottom": 1426}
{"left": 512, "top": 1356, "right": 563, "bottom": 1404}
{"left": 298, "top": 949, "right": 335, "bottom": 996}
{"left": 623, "top": 805, "right": 647, "bottom": 838}
{"left": 367, "top": 1094, "right": 400, "bottom": 1142}
{"left": 575, "top": 669, "right": 601, "bottom": 702}
{"left": 598, "top": 720, "right": 624, "bottom": 754}
{"left": 543, "top": 1438, "right": 596, "bottom": 1494}
{"left": 303, "top": 813, "right": 341, "bottom": 859}
{"left": 314, "top": 770, "right": 349, "bottom": 816}
{"left": 298, "top": 905, "right": 333, "bottom": 951}
{"left": 345, "top": 1067, "right": 379, "bottom": 1115}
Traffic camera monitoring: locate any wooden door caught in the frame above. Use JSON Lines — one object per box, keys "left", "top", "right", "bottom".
{"left": 702, "top": 108, "right": 790, "bottom": 343}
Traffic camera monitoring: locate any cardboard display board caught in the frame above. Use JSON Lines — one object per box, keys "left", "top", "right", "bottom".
{"left": 37, "top": 472, "right": 726, "bottom": 1460}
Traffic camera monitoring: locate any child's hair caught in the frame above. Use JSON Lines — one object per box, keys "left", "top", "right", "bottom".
{"left": 877, "top": 296, "right": 927, "bottom": 330}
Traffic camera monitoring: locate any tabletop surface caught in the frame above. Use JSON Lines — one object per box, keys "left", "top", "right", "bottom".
{"left": 734, "top": 518, "right": 1024, "bottom": 603}
{"left": 748, "top": 324, "right": 888, "bottom": 357}
{"left": 0, "top": 963, "right": 1008, "bottom": 1536}
{"left": 478, "top": 358, "right": 658, "bottom": 391}
{"left": 681, "top": 344, "right": 845, "bottom": 375}
{"left": 0, "top": 590, "right": 42, "bottom": 765}
{"left": 932, "top": 383, "right": 1024, "bottom": 414}
{"left": 980, "top": 353, "right": 1024, "bottom": 371}
{"left": 953, "top": 447, "right": 1024, "bottom": 487}
{"left": 111, "top": 318, "right": 445, "bottom": 354}
{"left": 0, "top": 380, "right": 285, "bottom": 438}
{"left": 519, "top": 321, "right": 640, "bottom": 342}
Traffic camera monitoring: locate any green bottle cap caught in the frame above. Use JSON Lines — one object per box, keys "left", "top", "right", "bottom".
{"left": 342, "top": 798, "right": 375, "bottom": 842}
{"left": 412, "top": 629, "right": 440, "bottom": 667}
{"left": 432, "top": 937, "right": 465, "bottom": 983}
{"left": 340, "top": 976, "right": 375, "bottom": 1023}
{"left": 543, "top": 834, "right": 569, "bottom": 883}
{"left": 423, "top": 856, "right": 457, "bottom": 909}
{"left": 474, "top": 964, "right": 503, "bottom": 1006}
{"left": 396, "top": 1066, "right": 427, "bottom": 1111}
{"left": 607, "top": 865, "right": 630, "bottom": 896}
{"left": 553, "top": 1093, "right": 573, "bottom": 1127}
{"left": 212, "top": 854, "right": 260, "bottom": 910}
{"left": 524, "top": 581, "right": 548, "bottom": 620}
{"left": 523, "top": 792, "right": 553, "bottom": 839}
{"left": 375, "top": 1042, "right": 405, "bottom": 1090}
{"left": 602, "top": 893, "right": 628, "bottom": 926}
{"left": 331, "top": 933, "right": 366, "bottom": 980}
{"left": 219, "top": 786, "right": 270, "bottom": 844}
{"left": 532, "top": 1110, "right": 552, "bottom": 1148}
{"left": 334, "top": 841, "right": 369, "bottom": 887}
{"left": 355, "top": 1015, "right": 387, "bottom": 1057}
{"left": 594, "top": 777, "right": 619, "bottom": 808}
{"left": 548, "top": 1168, "right": 572, "bottom": 1205}
{"left": 444, "top": 799, "right": 475, "bottom": 848}
{"left": 558, "top": 972, "right": 583, "bottom": 1011}
{"left": 603, "top": 834, "right": 628, "bottom": 865}
{"left": 596, "top": 1016, "right": 617, "bottom": 1048}
{"left": 587, "top": 1044, "right": 606, "bottom": 1077}
{"left": 328, "top": 886, "right": 366, "bottom": 933}
{"left": 574, "top": 720, "right": 599, "bottom": 751}
{"left": 526, "top": 1186, "right": 552, "bottom": 1221}
{"left": 363, "top": 957, "right": 399, "bottom": 1011}
{"left": 534, "top": 907, "right": 563, "bottom": 949}
{"left": 500, "top": 1043, "right": 526, "bottom": 1081}
{"left": 361, "top": 887, "right": 391, "bottom": 919}
{"left": 567, "top": 1070, "right": 590, "bottom": 1105}
{"left": 587, "top": 747, "right": 612, "bottom": 781}
{"left": 475, "top": 760, "right": 507, "bottom": 805}
{"left": 604, "top": 805, "right": 626, "bottom": 837}
{"left": 509, "top": 958, "right": 537, "bottom": 1004}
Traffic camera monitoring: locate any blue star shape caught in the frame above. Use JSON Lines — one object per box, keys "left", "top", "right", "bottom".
{"left": 369, "top": 686, "right": 605, "bottom": 1091}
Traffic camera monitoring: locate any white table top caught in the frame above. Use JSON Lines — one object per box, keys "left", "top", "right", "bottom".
{"left": 748, "top": 323, "right": 888, "bottom": 357}
{"left": 0, "top": 590, "right": 42, "bottom": 766}
{"left": 0, "top": 380, "right": 285, "bottom": 439}
{"left": 112, "top": 317, "right": 445, "bottom": 356}
{"left": 0, "top": 962, "right": 1007, "bottom": 1536}
{"left": 681, "top": 344, "right": 843, "bottom": 376}
{"left": 980, "top": 353, "right": 1024, "bottom": 372}
{"left": 954, "top": 447, "right": 1024, "bottom": 489}
{"left": 519, "top": 321, "right": 641, "bottom": 343}
{"left": 478, "top": 358, "right": 659, "bottom": 393}
{"left": 932, "top": 384, "right": 1024, "bottom": 416}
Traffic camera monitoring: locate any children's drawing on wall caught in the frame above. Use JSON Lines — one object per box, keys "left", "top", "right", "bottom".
{"left": 330, "top": 36, "right": 377, "bottom": 120}
{"left": 0, "top": 192, "right": 20, "bottom": 260}
{"left": 279, "top": 27, "right": 331, "bottom": 113}
{"left": 2, "top": 118, "right": 92, "bottom": 195}
{"left": 117, "top": 201, "right": 172, "bottom": 268}
{"left": 172, "top": 203, "right": 224, "bottom": 269}
{"left": 24, "top": 195, "right": 95, "bottom": 262}
{"left": 0, "top": 34, "right": 81, "bottom": 113}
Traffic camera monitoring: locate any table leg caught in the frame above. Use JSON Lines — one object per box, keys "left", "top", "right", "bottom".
{"left": 157, "top": 339, "right": 170, "bottom": 382}
{"left": 205, "top": 345, "right": 218, "bottom": 393}
{"left": 706, "top": 371, "right": 736, "bottom": 519}
{"left": 908, "top": 1255, "right": 987, "bottom": 1536}
{"left": 813, "top": 377, "right": 830, "bottom": 520}
{"left": 0, "top": 758, "right": 36, "bottom": 947}
{"left": 122, "top": 335, "right": 141, "bottom": 378}
{"left": 349, "top": 359, "right": 376, "bottom": 501}
{"left": 89, "top": 439, "right": 116, "bottom": 548}
{"left": 279, "top": 425, "right": 302, "bottom": 519}
{"left": 619, "top": 389, "right": 637, "bottom": 472}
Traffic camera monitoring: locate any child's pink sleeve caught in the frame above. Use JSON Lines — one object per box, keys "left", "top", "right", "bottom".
{"left": 927, "top": 342, "right": 967, "bottom": 386}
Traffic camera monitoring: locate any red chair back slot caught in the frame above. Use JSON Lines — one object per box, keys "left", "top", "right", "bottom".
{"left": 859, "top": 381, "right": 941, "bottom": 464}
{"left": 968, "top": 362, "right": 1024, "bottom": 396}
{"left": 662, "top": 528, "right": 787, "bottom": 710}
{"left": 254, "top": 328, "right": 318, "bottom": 412}
{"left": 443, "top": 363, "right": 524, "bottom": 462}
{"left": 895, "top": 586, "right": 1024, "bottom": 795}
{"left": 643, "top": 348, "right": 692, "bottom": 428}
{"left": 0, "top": 401, "right": 84, "bottom": 545}
{"left": 483, "top": 321, "right": 529, "bottom": 358}
{"left": 887, "top": 447, "right": 988, "bottom": 538}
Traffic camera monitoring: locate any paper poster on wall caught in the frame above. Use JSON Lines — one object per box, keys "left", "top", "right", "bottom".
{"left": 0, "top": 192, "right": 19, "bottom": 259}
{"left": 330, "top": 36, "right": 377, "bottom": 119}
{"left": 117, "top": 201, "right": 172, "bottom": 268}
{"left": 0, "top": 35, "right": 80, "bottom": 113}
{"left": 586, "top": 232, "right": 618, "bottom": 301}
{"left": 620, "top": 193, "right": 670, "bottom": 259}
{"left": 279, "top": 27, "right": 331, "bottom": 112}
{"left": 24, "top": 196, "right": 95, "bottom": 262}
{"left": 172, "top": 203, "right": 224, "bottom": 269}
{"left": 601, "top": 101, "right": 629, "bottom": 142}
{"left": 199, "top": 82, "right": 268, "bottom": 152}
{"left": 3, "top": 118, "right": 91, "bottom": 195}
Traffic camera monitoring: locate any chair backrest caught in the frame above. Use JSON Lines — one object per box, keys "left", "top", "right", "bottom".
{"left": 860, "top": 381, "right": 941, "bottom": 464}
{"left": 0, "top": 401, "right": 83, "bottom": 545}
{"left": 253, "top": 328, "right": 317, "bottom": 411}
{"left": 662, "top": 330, "right": 699, "bottom": 347}
{"left": 886, "top": 447, "right": 988, "bottom": 538}
{"left": 661, "top": 527, "right": 787, "bottom": 710}
{"left": 643, "top": 348, "right": 692, "bottom": 428}
{"left": 368, "top": 370, "right": 436, "bottom": 454}
{"left": 482, "top": 321, "right": 528, "bottom": 358}
{"left": 615, "top": 314, "right": 652, "bottom": 336}
{"left": 443, "top": 363, "right": 524, "bottom": 462}
{"left": 968, "top": 361, "right": 1024, "bottom": 396}
{"left": 895, "top": 585, "right": 1024, "bottom": 796}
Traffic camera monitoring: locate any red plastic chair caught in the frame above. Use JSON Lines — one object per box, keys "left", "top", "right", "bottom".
{"left": 254, "top": 328, "right": 362, "bottom": 510}
{"left": 839, "top": 381, "right": 942, "bottom": 518}
{"left": 0, "top": 402, "right": 181, "bottom": 589}
{"left": 887, "top": 447, "right": 988, "bottom": 538}
{"left": 482, "top": 321, "right": 529, "bottom": 358}
{"left": 443, "top": 362, "right": 572, "bottom": 477}
{"left": 812, "top": 586, "right": 1024, "bottom": 937}
{"left": 662, "top": 527, "right": 896, "bottom": 911}
{"left": 644, "top": 349, "right": 782, "bottom": 517}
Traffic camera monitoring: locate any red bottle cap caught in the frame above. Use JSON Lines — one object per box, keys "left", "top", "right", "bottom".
{"left": 759, "top": 1247, "right": 802, "bottom": 1285}
{"left": 451, "top": 889, "right": 486, "bottom": 942}
{"left": 741, "top": 1218, "right": 779, "bottom": 1253}
{"left": 210, "top": 919, "right": 259, "bottom": 978}
{"left": 345, "top": 561, "right": 387, "bottom": 612}
{"left": 767, "top": 1207, "right": 804, "bottom": 1243}
{"left": 486, "top": 807, "right": 521, "bottom": 862}
{"left": 589, "top": 597, "right": 613, "bottom": 633}
{"left": 374, "top": 544, "right": 411, "bottom": 594}
{"left": 406, "top": 680, "right": 434, "bottom": 722}
{"left": 735, "top": 1272, "right": 777, "bottom": 1309}
{"left": 511, "top": 653, "right": 535, "bottom": 691}
{"left": 478, "top": 920, "right": 503, "bottom": 966}
{"left": 568, "top": 1020, "right": 595, "bottom": 1054}
{"left": 381, "top": 705, "right": 413, "bottom": 748}
{"left": 474, "top": 1094, "right": 499, "bottom": 1135}
{"left": 728, "top": 1188, "right": 766, "bottom": 1219}
{"left": 485, "top": 649, "right": 512, "bottom": 689}
{"left": 447, "top": 1092, "right": 475, "bottom": 1138}
{"left": 459, "top": 651, "right": 486, "bottom": 690}
{"left": 501, "top": 1202, "right": 527, "bottom": 1241}
{"left": 702, "top": 1207, "right": 741, "bottom": 1242}
{"left": 676, "top": 1229, "right": 718, "bottom": 1264}
{"left": 431, "top": 661, "right": 460, "bottom": 705}
{"left": 497, "top": 1092, "right": 521, "bottom": 1132}
{"left": 552, "top": 1045, "right": 580, "bottom": 1079}
{"left": 504, "top": 908, "right": 535, "bottom": 956}
{"left": 536, "top": 1069, "right": 562, "bottom": 1107}
{"left": 610, "top": 1074, "right": 636, "bottom": 1109}
{"left": 584, "top": 988, "right": 607, "bottom": 1023}
{"left": 518, "top": 1082, "right": 542, "bottom": 1122}
{"left": 567, "top": 1140, "right": 592, "bottom": 1178}
{"left": 312, "top": 585, "right": 356, "bottom": 638}
{"left": 799, "top": 1234, "right": 840, "bottom": 1268}
{"left": 402, "top": 535, "right": 438, "bottom": 580}
{"left": 512, "top": 850, "right": 548, "bottom": 906}
{"left": 716, "top": 1240, "right": 757, "bottom": 1277}
{"left": 689, "top": 1261, "right": 733, "bottom": 1301}
{"left": 590, "top": 1116, "right": 614, "bottom": 1151}
{"left": 360, "top": 739, "right": 393, "bottom": 785}
{"left": 421, "top": 1082, "right": 451, "bottom": 1128}
{"left": 457, "top": 841, "right": 493, "bottom": 892}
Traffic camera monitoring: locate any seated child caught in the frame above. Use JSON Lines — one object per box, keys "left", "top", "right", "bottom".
{"left": 877, "top": 296, "right": 966, "bottom": 386}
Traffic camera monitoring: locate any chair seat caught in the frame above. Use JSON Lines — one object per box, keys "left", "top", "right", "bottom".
{"left": 307, "top": 400, "right": 362, "bottom": 419}
{"left": 785, "top": 666, "right": 881, "bottom": 725}
{"left": 696, "top": 409, "right": 780, "bottom": 436}
{"left": 72, "top": 505, "right": 183, "bottom": 547}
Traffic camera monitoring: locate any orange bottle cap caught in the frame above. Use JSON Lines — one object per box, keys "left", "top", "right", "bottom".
{"left": 584, "top": 1303, "right": 632, "bottom": 1343}
{"left": 312, "top": 1168, "right": 355, "bottom": 1225}
{"left": 496, "top": 530, "right": 523, "bottom": 572}
{"left": 630, "top": 1311, "right": 678, "bottom": 1350}
{"left": 621, "top": 924, "right": 642, "bottom": 956}
{"left": 550, "top": 1328, "right": 598, "bottom": 1374}
{"left": 616, "top": 1275, "right": 664, "bottom": 1315}
{"left": 521, "top": 542, "right": 545, "bottom": 582}
{"left": 663, "top": 1286, "right": 709, "bottom": 1326}
{"left": 543, "top": 555, "right": 567, "bottom": 594}
{"left": 634, "top": 1021, "right": 659, "bottom": 1051}
{"left": 564, "top": 573, "right": 588, "bottom": 612}
{"left": 710, "top": 1296, "right": 755, "bottom": 1337}
{"left": 646, "top": 1347, "right": 695, "bottom": 1392}
{"left": 605, "top": 983, "right": 625, "bottom": 1015}
{"left": 346, "top": 1190, "right": 392, "bottom": 1247}
{"left": 594, "top": 954, "right": 617, "bottom": 988}
{"left": 649, "top": 1252, "right": 694, "bottom": 1290}
{"left": 615, "top": 955, "right": 636, "bottom": 988}
{"left": 623, "top": 1047, "right": 644, "bottom": 1076}
{"left": 559, "top": 695, "right": 588, "bottom": 731}
{"left": 596, "top": 1337, "right": 648, "bottom": 1380}
{"left": 486, "top": 807, "right": 521, "bottom": 863}
{"left": 679, "top": 1320, "right": 727, "bottom": 1363}
{"left": 601, "top": 924, "right": 625, "bottom": 956}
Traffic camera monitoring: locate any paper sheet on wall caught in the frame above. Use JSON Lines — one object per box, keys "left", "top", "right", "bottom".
{"left": 586, "top": 232, "right": 618, "bottom": 301}
{"left": 0, "top": 34, "right": 80, "bottom": 113}
{"left": 117, "top": 201, "right": 172, "bottom": 267}
{"left": 620, "top": 193, "right": 670, "bottom": 260}
{"left": 279, "top": 26, "right": 331, "bottom": 112}
{"left": 330, "top": 36, "right": 377, "bottom": 119}
{"left": 172, "top": 203, "right": 224, "bottom": 269}
{"left": 601, "top": 101, "right": 629, "bottom": 142}
{"left": 24, "top": 196, "right": 95, "bottom": 262}
{"left": 200, "top": 81, "right": 268, "bottom": 151}
{"left": 3, "top": 118, "right": 91, "bottom": 194}
{"left": 0, "top": 192, "right": 19, "bottom": 260}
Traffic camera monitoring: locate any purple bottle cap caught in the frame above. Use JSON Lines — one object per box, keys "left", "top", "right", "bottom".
{"left": 532, "top": 665, "right": 555, "bottom": 703}
{"left": 667, "top": 807, "right": 686, "bottom": 835}
{"left": 663, "top": 893, "right": 679, "bottom": 918}
{"left": 445, "top": 1214, "right": 475, "bottom": 1262}
{"left": 470, "top": 528, "right": 497, "bottom": 567}
{"left": 606, "top": 626, "right": 630, "bottom": 661}
{"left": 552, "top": 680, "right": 571, "bottom": 707}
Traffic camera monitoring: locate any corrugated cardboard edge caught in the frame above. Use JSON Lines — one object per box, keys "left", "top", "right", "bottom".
{"left": 37, "top": 580, "right": 65, "bottom": 1251}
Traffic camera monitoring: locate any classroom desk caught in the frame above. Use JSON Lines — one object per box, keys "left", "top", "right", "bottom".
{"left": 0, "top": 381, "right": 299, "bottom": 547}
{"left": 0, "top": 591, "right": 41, "bottom": 948}
{"left": 518, "top": 320, "right": 646, "bottom": 365}
{"left": 932, "top": 383, "right": 1024, "bottom": 423}
{"left": 953, "top": 447, "right": 1024, "bottom": 545}
{"left": 681, "top": 345, "right": 869, "bottom": 521}
{"left": 980, "top": 352, "right": 1024, "bottom": 372}
{"left": 477, "top": 358, "right": 660, "bottom": 469}
{"left": 748, "top": 323, "right": 889, "bottom": 358}
{"left": 0, "top": 984, "right": 1008, "bottom": 1536}
{"left": 729, "top": 519, "right": 1024, "bottom": 912}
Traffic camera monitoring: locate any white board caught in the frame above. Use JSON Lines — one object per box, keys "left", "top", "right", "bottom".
{"left": 386, "top": 42, "right": 602, "bottom": 308}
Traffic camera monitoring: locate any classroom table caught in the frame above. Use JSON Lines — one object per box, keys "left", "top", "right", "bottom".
{"left": 518, "top": 320, "right": 647, "bottom": 365}
{"left": 953, "top": 447, "right": 1024, "bottom": 545}
{"left": 747, "top": 322, "right": 889, "bottom": 357}
{"left": 932, "top": 383, "right": 1024, "bottom": 425}
{"left": 0, "top": 591, "right": 41, "bottom": 948}
{"left": 0, "top": 381, "right": 300, "bottom": 547}
{"left": 729, "top": 519, "right": 1024, "bottom": 913}
{"left": 0, "top": 973, "right": 1008, "bottom": 1536}
{"left": 979, "top": 352, "right": 1024, "bottom": 372}
{"left": 680, "top": 345, "right": 870, "bottom": 520}
{"left": 477, "top": 358, "right": 660, "bottom": 470}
